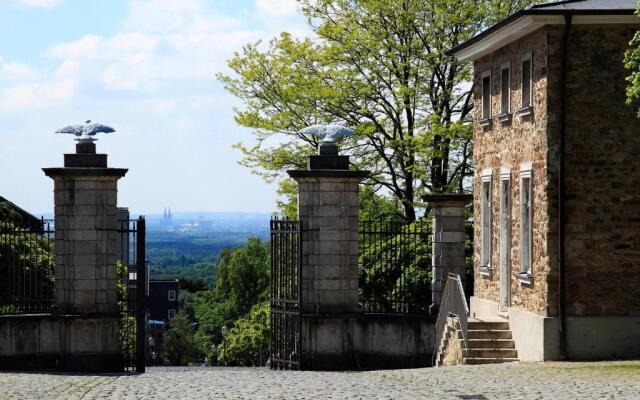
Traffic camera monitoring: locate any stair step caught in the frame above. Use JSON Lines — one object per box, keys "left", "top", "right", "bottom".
{"left": 466, "top": 348, "right": 518, "bottom": 358}
{"left": 463, "top": 339, "right": 516, "bottom": 349}
{"left": 468, "top": 321, "right": 510, "bottom": 330}
{"left": 464, "top": 358, "right": 518, "bottom": 365}
{"left": 461, "top": 330, "right": 513, "bottom": 340}
{"left": 440, "top": 318, "right": 519, "bottom": 366}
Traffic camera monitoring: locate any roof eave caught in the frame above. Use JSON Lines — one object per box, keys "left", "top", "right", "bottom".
{"left": 450, "top": 9, "right": 638, "bottom": 62}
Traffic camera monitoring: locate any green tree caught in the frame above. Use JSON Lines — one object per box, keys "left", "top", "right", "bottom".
{"left": 178, "top": 290, "right": 197, "bottom": 322}
{"left": 218, "top": 301, "right": 270, "bottom": 366}
{"left": 625, "top": 1, "right": 640, "bottom": 109}
{"left": 163, "top": 311, "right": 198, "bottom": 366}
{"left": 359, "top": 186, "right": 404, "bottom": 221}
{"left": 178, "top": 277, "right": 208, "bottom": 293}
{"left": 0, "top": 208, "right": 54, "bottom": 314}
{"left": 116, "top": 260, "right": 136, "bottom": 362}
{"left": 194, "top": 238, "right": 270, "bottom": 359}
{"left": 358, "top": 219, "right": 432, "bottom": 313}
{"left": 0, "top": 202, "right": 24, "bottom": 225}
{"left": 219, "top": 0, "right": 532, "bottom": 221}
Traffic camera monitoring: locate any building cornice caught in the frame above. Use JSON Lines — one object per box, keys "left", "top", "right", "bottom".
{"left": 452, "top": 14, "right": 639, "bottom": 62}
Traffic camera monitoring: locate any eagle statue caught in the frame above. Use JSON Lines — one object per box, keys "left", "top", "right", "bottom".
{"left": 299, "top": 124, "right": 354, "bottom": 143}
{"left": 55, "top": 120, "right": 115, "bottom": 143}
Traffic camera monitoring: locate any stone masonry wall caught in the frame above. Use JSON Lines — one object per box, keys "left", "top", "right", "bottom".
{"left": 473, "top": 28, "right": 552, "bottom": 316}
{"left": 53, "top": 176, "right": 119, "bottom": 315}
{"left": 296, "top": 176, "right": 361, "bottom": 314}
{"left": 546, "top": 24, "right": 640, "bottom": 317}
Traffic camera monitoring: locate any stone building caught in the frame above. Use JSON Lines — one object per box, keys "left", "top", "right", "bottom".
{"left": 0, "top": 195, "right": 44, "bottom": 230}
{"left": 449, "top": 0, "right": 640, "bottom": 361}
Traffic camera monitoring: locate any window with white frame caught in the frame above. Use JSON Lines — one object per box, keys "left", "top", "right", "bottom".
{"left": 521, "top": 52, "right": 533, "bottom": 110}
{"left": 481, "top": 170, "right": 492, "bottom": 270}
{"left": 168, "top": 290, "right": 176, "bottom": 301}
{"left": 520, "top": 165, "right": 533, "bottom": 277}
{"left": 168, "top": 309, "right": 176, "bottom": 320}
{"left": 500, "top": 62, "right": 511, "bottom": 116}
{"left": 481, "top": 70, "right": 492, "bottom": 121}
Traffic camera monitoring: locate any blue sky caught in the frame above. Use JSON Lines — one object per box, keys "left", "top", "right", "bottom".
{"left": 0, "top": 0, "right": 309, "bottom": 215}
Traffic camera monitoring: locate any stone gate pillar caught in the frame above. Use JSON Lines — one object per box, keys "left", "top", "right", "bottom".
{"left": 424, "top": 194, "right": 471, "bottom": 316}
{"left": 42, "top": 139, "right": 127, "bottom": 371}
{"left": 288, "top": 144, "right": 369, "bottom": 315}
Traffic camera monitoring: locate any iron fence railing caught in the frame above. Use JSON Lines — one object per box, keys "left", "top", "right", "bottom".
{"left": 117, "top": 217, "right": 146, "bottom": 373}
{"left": 270, "top": 217, "right": 302, "bottom": 370}
{"left": 434, "top": 273, "right": 469, "bottom": 363}
{"left": 358, "top": 219, "right": 431, "bottom": 314}
{"left": 0, "top": 218, "right": 55, "bottom": 315}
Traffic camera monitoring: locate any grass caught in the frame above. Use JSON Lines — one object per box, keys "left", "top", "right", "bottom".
{"left": 548, "top": 361, "right": 640, "bottom": 373}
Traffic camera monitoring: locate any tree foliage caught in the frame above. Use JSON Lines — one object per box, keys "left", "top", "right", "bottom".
{"left": 359, "top": 186, "right": 405, "bottom": 221}
{"left": 194, "top": 237, "right": 270, "bottom": 360}
{"left": 0, "top": 207, "right": 54, "bottom": 313}
{"left": 625, "top": 1, "right": 640, "bottom": 111}
{"left": 218, "top": 301, "right": 270, "bottom": 366}
{"left": 116, "top": 260, "right": 136, "bottom": 363}
{"left": 358, "top": 219, "right": 432, "bottom": 313}
{"left": 219, "top": 0, "right": 532, "bottom": 221}
{"left": 164, "top": 311, "right": 198, "bottom": 366}
{"left": 0, "top": 202, "right": 25, "bottom": 225}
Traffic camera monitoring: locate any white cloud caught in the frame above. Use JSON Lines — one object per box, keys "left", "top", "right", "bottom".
{"left": 49, "top": 35, "right": 104, "bottom": 59}
{"left": 123, "top": 0, "right": 243, "bottom": 34}
{"left": 0, "top": 0, "right": 311, "bottom": 213}
{"left": 255, "top": 0, "right": 298, "bottom": 19}
{"left": 0, "top": 78, "right": 75, "bottom": 109}
{"left": 0, "top": 59, "right": 39, "bottom": 80}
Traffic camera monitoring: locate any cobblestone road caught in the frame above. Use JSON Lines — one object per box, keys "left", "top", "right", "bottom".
{"left": 0, "top": 361, "right": 639, "bottom": 399}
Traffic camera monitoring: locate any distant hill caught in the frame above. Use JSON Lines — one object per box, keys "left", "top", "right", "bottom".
{"left": 144, "top": 211, "right": 271, "bottom": 286}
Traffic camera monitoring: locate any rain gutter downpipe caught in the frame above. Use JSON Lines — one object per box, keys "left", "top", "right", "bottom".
{"left": 558, "top": 13, "right": 572, "bottom": 361}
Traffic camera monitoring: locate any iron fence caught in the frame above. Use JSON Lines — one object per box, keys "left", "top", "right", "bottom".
{"left": 269, "top": 217, "right": 302, "bottom": 370}
{"left": 358, "top": 219, "right": 432, "bottom": 314}
{"left": 117, "top": 217, "right": 146, "bottom": 373}
{"left": 0, "top": 218, "right": 55, "bottom": 315}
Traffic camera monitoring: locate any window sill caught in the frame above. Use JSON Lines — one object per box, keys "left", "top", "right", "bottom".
{"left": 479, "top": 266, "right": 493, "bottom": 277}
{"left": 516, "top": 106, "right": 533, "bottom": 117}
{"left": 517, "top": 272, "right": 532, "bottom": 285}
{"left": 479, "top": 118, "right": 492, "bottom": 128}
{"left": 497, "top": 112, "right": 511, "bottom": 123}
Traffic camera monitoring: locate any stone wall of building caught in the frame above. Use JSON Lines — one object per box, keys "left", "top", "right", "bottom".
{"left": 472, "top": 28, "right": 552, "bottom": 317}
{"left": 546, "top": 24, "right": 640, "bottom": 317}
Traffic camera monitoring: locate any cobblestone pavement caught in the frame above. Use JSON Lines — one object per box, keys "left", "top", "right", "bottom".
{"left": 0, "top": 361, "right": 639, "bottom": 400}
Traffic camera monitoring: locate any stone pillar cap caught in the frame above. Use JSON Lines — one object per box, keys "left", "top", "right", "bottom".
{"left": 423, "top": 193, "right": 472, "bottom": 204}
{"left": 42, "top": 167, "right": 128, "bottom": 178}
{"left": 287, "top": 169, "right": 370, "bottom": 179}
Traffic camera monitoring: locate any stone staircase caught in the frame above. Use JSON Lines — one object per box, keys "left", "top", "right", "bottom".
{"left": 436, "top": 317, "right": 518, "bottom": 366}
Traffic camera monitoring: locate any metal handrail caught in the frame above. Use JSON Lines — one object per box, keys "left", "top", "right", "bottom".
{"left": 433, "top": 273, "right": 469, "bottom": 363}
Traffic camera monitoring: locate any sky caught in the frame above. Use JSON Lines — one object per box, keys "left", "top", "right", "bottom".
{"left": 0, "top": 0, "right": 309, "bottom": 216}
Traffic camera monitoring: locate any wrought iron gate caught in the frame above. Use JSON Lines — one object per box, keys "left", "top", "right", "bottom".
{"left": 0, "top": 218, "right": 55, "bottom": 315}
{"left": 117, "top": 216, "right": 146, "bottom": 373}
{"left": 269, "top": 217, "right": 302, "bottom": 370}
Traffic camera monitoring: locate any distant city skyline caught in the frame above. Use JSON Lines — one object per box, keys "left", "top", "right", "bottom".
{"left": 0, "top": 0, "right": 309, "bottom": 215}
